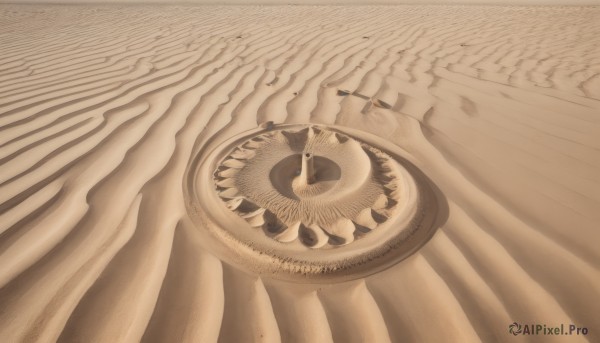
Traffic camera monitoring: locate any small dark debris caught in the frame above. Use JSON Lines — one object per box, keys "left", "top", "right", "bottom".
{"left": 362, "top": 36, "right": 369, "bottom": 39}
{"left": 337, "top": 89, "right": 351, "bottom": 96}
{"left": 293, "top": 92, "right": 298, "bottom": 96}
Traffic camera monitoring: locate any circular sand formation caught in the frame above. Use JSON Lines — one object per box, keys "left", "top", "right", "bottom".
{"left": 186, "top": 124, "right": 440, "bottom": 281}
{"left": 214, "top": 126, "right": 401, "bottom": 248}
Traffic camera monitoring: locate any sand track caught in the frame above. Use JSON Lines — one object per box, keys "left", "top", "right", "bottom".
{"left": 0, "top": 4, "right": 599, "bottom": 342}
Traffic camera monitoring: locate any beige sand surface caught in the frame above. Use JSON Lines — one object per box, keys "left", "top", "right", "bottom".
{"left": 0, "top": 4, "right": 599, "bottom": 342}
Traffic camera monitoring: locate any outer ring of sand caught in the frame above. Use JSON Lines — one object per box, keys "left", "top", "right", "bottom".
{"left": 184, "top": 124, "right": 448, "bottom": 282}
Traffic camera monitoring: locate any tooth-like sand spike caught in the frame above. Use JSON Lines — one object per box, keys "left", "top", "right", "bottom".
{"left": 219, "top": 187, "right": 240, "bottom": 198}
{"left": 323, "top": 218, "right": 355, "bottom": 245}
{"left": 247, "top": 212, "right": 265, "bottom": 227}
{"left": 226, "top": 197, "right": 244, "bottom": 210}
{"left": 354, "top": 208, "right": 378, "bottom": 230}
{"left": 371, "top": 210, "right": 388, "bottom": 224}
{"left": 216, "top": 178, "right": 236, "bottom": 188}
{"left": 243, "top": 140, "right": 262, "bottom": 149}
{"left": 299, "top": 224, "right": 328, "bottom": 249}
{"left": 230, "top": 148, "right": 254, "bottom": 160}
{"left": 222, "top": 158, "right": 245, "bottom": 168}
{"left": 386, "top": 198, "right": 398, "bottom": 210}
{"left": 218, "top": 167, "right": 239, "bottom": 178}
{"left": 372, "top": 194, "right": 389, "bottom": 210}
{"left": 239, "top": 207, "right": 265, "bottom": 219}
{"left": 275, "top": 221, "right": 301, "bottom": 243}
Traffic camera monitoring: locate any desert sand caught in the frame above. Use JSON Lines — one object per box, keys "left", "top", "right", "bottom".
{"left": 0, "top": 4, "right": 599, "bottom": 343}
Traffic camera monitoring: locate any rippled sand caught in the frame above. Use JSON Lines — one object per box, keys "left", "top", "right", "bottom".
{"left": 0, "top": 4, "right": 599, "bottom": 342}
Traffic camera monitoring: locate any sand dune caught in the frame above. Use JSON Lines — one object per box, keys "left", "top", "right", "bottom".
{"left": 0, "top": 4, "right": 599, "bottom": 342}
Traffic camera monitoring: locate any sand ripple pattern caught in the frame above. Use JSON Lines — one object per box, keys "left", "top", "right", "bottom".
{"left": 0, "top": 4, "right": 599, "bottom": 343}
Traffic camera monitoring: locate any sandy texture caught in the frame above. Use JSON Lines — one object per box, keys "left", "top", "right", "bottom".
{"left": 4, "top": 0, "right": 600, "bottom": 5}
{"left": 0, "top": 4, "right": 599, "bottom": 342}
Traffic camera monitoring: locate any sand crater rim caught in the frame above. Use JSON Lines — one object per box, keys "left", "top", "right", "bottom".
{"left": 185, "top": 124, "right": 442, "bottom": 281}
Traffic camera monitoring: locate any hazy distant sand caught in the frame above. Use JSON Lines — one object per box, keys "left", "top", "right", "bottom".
{"left": 0, "top": 4, "right": 599, "bottom": 343}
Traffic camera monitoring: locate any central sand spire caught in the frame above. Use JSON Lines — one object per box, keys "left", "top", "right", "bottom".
{"left": 300, "top": 152, "right": 316, "bottom": 185}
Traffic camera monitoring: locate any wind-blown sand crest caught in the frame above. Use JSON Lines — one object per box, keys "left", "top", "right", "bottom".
{"left": 0, "top": 4, "right": 599, "bottom": 342}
